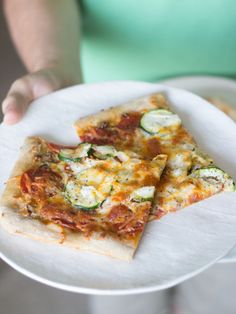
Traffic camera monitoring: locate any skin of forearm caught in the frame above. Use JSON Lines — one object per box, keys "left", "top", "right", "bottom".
{"left": 3, "top": 0, "right": 82, "bottom": 81}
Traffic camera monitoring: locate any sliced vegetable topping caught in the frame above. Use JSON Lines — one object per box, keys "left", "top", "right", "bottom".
{"left": 92, "top": 145, "right": 117, "bottom": 159}
{"left": 191, "top": 167, "right": 235, "bottom": 192}
{"left": 131, "top": 186, "right": 155, "bottom": 202}
{"left": 140, "top": 109, "right": 181, "bottom": 134}
{"left": 58, "top": 143, "right": 92, "bottom": 162}
{"left": 65, "top": 181, "right": 104, "bottom": 210}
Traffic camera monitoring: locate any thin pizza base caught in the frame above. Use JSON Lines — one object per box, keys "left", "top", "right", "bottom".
{"left": 0, "top": 206, "right": 134, "bottom": 260}
{"left": 75, "top": 93, "right": 168, "bottom": 131}
{"left": 0, "top": 138, "right": 138, "bottom": 261}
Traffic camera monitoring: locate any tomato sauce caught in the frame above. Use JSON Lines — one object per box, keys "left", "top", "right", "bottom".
{"left": 117, "top": 112, "right": 141, "bottom": 130}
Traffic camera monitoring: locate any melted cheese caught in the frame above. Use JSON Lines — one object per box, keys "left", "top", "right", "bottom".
{"left": 60, "top": 151, "right": 165, "bottom": 215}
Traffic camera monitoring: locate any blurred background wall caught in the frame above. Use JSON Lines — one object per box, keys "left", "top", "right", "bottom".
{"left": 0, "top": 7, "right": 25, "bottom": 121}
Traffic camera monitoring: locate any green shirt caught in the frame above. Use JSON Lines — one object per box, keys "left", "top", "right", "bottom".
{"left": 80, "top": 0, "right": 236, "bottom": 83}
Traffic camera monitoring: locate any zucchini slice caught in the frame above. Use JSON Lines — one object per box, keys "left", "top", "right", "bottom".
{"left": 77, "top": 168, "right": 113, "bottom": 196}
{"left": 192, "top": 167, "right": 235, "bottom": 192}
{"left": 65, "top": 181, "right": 103, "bottom": 210}
{"left": 92, "top": 145, "right": 117, "bottom": 159}
{"left": 140, "top": 109, "right": 181, "bottom": 134}
{"left": 131, "top": 186, "right": 155, "bottom": 202}
{"left": 58, "top": 143, "right": 92, "bottom": 162}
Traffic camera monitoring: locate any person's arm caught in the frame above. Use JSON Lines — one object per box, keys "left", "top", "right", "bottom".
{"left": 2, "top": 0, "right": 82, "bottom": 125}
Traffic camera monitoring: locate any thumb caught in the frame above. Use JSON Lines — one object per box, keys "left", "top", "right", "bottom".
{"left": 2, "top": 70, "right": 61, "bottom": 125}
{"left": 2, "top": 78, "right": 33, "bottom": 125}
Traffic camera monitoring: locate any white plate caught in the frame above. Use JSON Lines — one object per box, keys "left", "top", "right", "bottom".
{"left": 161, "top": 75, "right": 236, "bottom": 263}
{"left": 0, "top": 81, "right": 236, "bottom": 295}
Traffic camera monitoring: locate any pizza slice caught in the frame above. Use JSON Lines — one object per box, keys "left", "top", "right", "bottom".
{"left": 206, "top": 97, "right": 236, "bottom": 122}
{"left": 0, "top": 137, "right": 167, "bottom": 260}
{"left": 75, "top": 93, "right": 235, "bottom": 220}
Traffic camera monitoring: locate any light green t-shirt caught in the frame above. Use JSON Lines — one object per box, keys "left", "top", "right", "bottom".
{"left": 80, "top": 0, "right": 236, "bottom": 83}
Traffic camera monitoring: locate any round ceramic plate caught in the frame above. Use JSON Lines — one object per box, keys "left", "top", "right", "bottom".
{"left": 1, "top": 81, "right": 236, "bottom": 295}
{"left": 161, "top": 75, "right": 236, "bottom": 263}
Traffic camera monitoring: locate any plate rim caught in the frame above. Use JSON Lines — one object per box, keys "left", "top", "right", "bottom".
{"left": 1, "top": 80, "right": 236, "bottom": 293}
{"left": 0, "top": 240, "right": 231, "bottom": 295}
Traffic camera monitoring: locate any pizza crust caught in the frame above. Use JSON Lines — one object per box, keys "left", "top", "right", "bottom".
{"left": 75, "top": 93, "right": 169, "bottom": 132}
{"left": 206, "top": 97, "right": 236, "bottom": 122}
{"left": 0, "top": 206, "right": 135, "bottom": 261}
{"left": 0, "top": 137, "right": 42, "bottom": 209}
{"left": 0, "top": 137, "right": 137, "bottom": 261}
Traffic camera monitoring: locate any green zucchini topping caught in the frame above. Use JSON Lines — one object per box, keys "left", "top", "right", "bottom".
{"left": 140, "top": 109, "right": 181, "bottom": 134}
{"left": 191, "top": 166, "right": 235, "bottom": 192}
{"left": 58, "top": 143, "right": 92, "bottom": 162}
{"left": 131, "top": 186, "right": 155, "bottom": 202}
{"left": 92, "top": 145, "right": 117, "bottom": 159}
{"left": 65, "top": 181, "right": 104, "bottom": 210}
